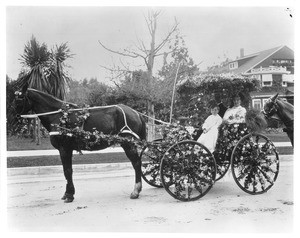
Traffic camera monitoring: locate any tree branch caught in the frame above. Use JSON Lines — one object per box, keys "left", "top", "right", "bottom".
{"left": 98, "top": 40, "right": 138, "bottom": 58}
{"left": 154, "top": 20, "right": 179, "bottom": 54}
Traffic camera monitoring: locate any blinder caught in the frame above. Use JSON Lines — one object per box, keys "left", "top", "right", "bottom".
{"left": 262, "top": 98, "right": 279, "bottom": 118}
{"left": 14, "top": 91, "right": 32, "bottom": 116}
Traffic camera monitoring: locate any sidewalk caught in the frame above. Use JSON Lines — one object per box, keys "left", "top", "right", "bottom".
{"left": 6, "top": 142, "right": 293, "bottom": 157}
{"left": 7, "top": 146, "right": 124, "bottom": 157}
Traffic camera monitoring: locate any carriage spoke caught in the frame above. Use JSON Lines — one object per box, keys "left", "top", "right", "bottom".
{"left": 160, "top": 140, "right": 216, "bottom": 201}
{"left": 231, "top": 133, "right": 279, "bottom": 195}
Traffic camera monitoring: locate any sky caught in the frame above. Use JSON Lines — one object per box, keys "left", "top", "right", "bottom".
{"left": 5, "top": 4, "right": 295, "bottom": 84}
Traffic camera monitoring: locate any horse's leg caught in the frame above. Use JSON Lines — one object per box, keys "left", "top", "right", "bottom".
{"left": 59, "top": 148, "right": 75, "bottom": 203}
{"left": 288, "top": 131, "right": 294, "bottom": 147}
{"left": 121, "top": 143, "right": 142, "bottom": 199}
{"left": 283, "top": 127, "right": 294, "bottom": 147}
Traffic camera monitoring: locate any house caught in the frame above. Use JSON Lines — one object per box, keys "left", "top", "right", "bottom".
{"left": 212, "top": 45, "right": 294, "bottom": 110}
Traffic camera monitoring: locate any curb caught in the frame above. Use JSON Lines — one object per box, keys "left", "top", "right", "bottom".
{"left": 7, "top": 147, "right": 124, "bottom": 157}
{"left": 7, "top": 162, "right": 134, "bottom": 184}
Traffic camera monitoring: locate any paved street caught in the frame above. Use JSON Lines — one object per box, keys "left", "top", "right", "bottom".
{"left": 6, "top": 155, "right": 294, "bottom": 233}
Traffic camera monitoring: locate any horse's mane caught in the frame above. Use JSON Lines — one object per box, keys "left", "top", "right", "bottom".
{"left": 276, "top": 98, "right": 294, "bottom": 121}
{"left": 28, "top": 88, "right": 78, "bottom": 108}
{"left": 277, "top": 98, "right": 294, "bottom": 110}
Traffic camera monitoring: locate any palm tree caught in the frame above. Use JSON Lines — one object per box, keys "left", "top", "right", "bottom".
{"left": 11, "top": 36, "right": 73, "bottom": 141}
{"left": 16, "top": 36, "right": 72, "bottom": 100}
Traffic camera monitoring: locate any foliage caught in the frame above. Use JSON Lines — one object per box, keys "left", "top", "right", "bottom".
{"left": 158, "top": 34, "right": 199, "bottom": 83}
{"left": 66, "top": 78, "right": 118, "bottom": 106}
{"left": 174, "top": 75, "right": 260, "bottom": 127}
{"left": 156, "top": 34, "right": 200, "bottom": 122}
{"left": 6, "top": 76, "right": 22, "bottom": 135}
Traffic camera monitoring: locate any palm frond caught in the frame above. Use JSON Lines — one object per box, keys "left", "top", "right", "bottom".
{"left": 20, "top": 36, "right": 51, "bottom": 68}
{"left": 51, "top": 42, "right": 74, "bottom": 62}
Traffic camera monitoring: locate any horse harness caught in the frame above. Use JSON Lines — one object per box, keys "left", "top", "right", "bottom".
{"left": 262, "top": 97, "right": 294, "bottom": 130}
{"left": 17, "top": 94, "right": 141, "bottom": 140}
{"left": 262, "top": 98, "right": 279, "bottom": 118}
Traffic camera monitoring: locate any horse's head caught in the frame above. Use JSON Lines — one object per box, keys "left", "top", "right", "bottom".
{"left": 262, "top": 93, "right": 279, "bottom": 119}
{"left": 13, "top": 90, "right": 33, "bottom": 118}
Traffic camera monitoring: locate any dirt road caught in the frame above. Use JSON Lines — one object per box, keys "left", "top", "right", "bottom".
{"left": 7, "top": 158, "right": 294, "bottom": 233}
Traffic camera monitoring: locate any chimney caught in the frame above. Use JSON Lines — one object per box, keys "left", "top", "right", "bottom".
{"left": 240, "top": 48, "right": 244, "bottom": 58}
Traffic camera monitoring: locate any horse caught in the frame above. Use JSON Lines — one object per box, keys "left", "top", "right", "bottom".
{"left": 262, "top": 93, "right": 294, "bottom": 147}
{"left": 13, "top": 87, "right": 147, "bottom": 203}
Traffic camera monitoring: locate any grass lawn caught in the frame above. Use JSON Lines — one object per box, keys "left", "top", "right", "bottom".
{"left": 7, "top": 131, "right": 291, "bottom": 151}
{"left": 7, "top": 136, "right": 54, "bottom": 151}
{"left": 7, "top": 153, "right": 129, "bottom": 168}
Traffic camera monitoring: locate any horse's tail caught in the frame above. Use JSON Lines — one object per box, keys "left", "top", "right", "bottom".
{"left": 139, "top": 114, "right": 147, "bottom": 141}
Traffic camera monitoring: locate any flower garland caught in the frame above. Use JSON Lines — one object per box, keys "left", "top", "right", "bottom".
{"left": 51, "top": 105, "right": 192, "bottom": 153}
{"left": 213, "top": 122, "right": 249, "bottom": 163}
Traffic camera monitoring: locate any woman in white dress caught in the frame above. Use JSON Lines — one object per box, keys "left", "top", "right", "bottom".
{"left": 213, "top": 92, "right": 248, "bottom": 164}
{"left": 197, "top": 103, "right": 223, "bottom": 152}
{"left": 223, "top": 94, "right": 247, "bottom": 124}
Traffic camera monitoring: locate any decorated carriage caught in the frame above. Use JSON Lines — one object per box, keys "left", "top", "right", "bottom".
{"left": 13, "top": 76, "right": 287, "bottom": 203}
{"left": 140, "top": 120, "right": 279, "bottom": 201}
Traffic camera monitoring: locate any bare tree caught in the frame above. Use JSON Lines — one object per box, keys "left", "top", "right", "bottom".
{"left": 99, "top": 10, "right": 179, "bottom": 140}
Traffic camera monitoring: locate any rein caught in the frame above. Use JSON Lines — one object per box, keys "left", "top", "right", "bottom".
{"left": 20, "top": 105, "right": 170, "bottom": 125}
{"left": 21, "top": 109, "right": 63, "bottom": 118}
{"left": 20, "top": 104, "right": 170, "bottom": 140}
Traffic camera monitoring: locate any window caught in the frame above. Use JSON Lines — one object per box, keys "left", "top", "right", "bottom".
{"left": 262, "top": 81, "right": 272, "bottom": 87}
{"left": 262, "top": 74, "right": 273, "bottom": 87}
{"left": 229, "top": 62, "right": 238, "bottom": 70}
{"left": 282, "top": 81, "right": 287, "bottom": 87}
{"left": 262, "top": 99, "right": 269, "bottom": 107}
{"left": 252, "top": 99, "right": 261, "bottom": 110}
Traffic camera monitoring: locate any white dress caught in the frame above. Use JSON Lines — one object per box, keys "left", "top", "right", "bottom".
{"left": 223, "top": 106, "right": 247, "bottom": 124}
{"left": 197, "top": 114, "right": 223, "bottom": 152}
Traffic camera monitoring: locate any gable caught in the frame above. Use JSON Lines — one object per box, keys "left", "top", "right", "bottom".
{"left": 255, "top": 46, "right": 294, "bottom": 69}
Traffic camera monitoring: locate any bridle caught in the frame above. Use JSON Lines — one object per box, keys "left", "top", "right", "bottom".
{"left": 14, "top": 91, "right": 32, "bottom": 118}
{"left": 261, "top": 98, "right": 279, "bottom": 119}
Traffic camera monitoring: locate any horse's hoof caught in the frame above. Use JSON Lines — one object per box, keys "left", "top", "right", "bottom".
{"left": 130, "top": 192, "right": 139, "bottom": 199}
{"left": 61, "top": 193, "right": 74, "bottom": 202}
{"left": 64, "top": 197, "right": 74, "bottom": 203}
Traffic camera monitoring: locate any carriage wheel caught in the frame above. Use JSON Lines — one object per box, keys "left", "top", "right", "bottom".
{"left": 160, "top": 140, "right": 216, "bottom": 201}
{"left": 215, "top": 157, "right": 231, "bottom": 181}
{"left": 231, "top": 133, "right": 279, "bottom": 195}
{"left": 140, "top": 139, "right": 164, "bottom": 188}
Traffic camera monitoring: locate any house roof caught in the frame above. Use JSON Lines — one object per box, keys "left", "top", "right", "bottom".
{"left": 230, "top": 46, "right": 284, "bottom": 74}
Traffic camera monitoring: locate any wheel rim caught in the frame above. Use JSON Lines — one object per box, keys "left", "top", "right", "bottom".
{"left": 160, "top": 140, "right": 216, "bottom": 201}
{"left": 231, "top": 133, "right": 279, "bottom": 195}
{"left": 215, "top": 158, "right": 231, "bottom": 181}
{"left": 140, "top": 139, "right": 164, "bottom": 188}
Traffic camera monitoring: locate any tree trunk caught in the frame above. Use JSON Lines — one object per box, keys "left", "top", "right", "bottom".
{"left": 145, "top": 12, "right": 157, "bottom": 141}
{"left": 147, "top": 100, "right": 155, "bottom": 141}
{"left": 36, "top": 118, "right": 41, "bottom": 145}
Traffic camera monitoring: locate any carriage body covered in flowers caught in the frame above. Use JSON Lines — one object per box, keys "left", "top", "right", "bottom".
{"left": 140, "top": 115, "right": 280, "bottom": 201}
